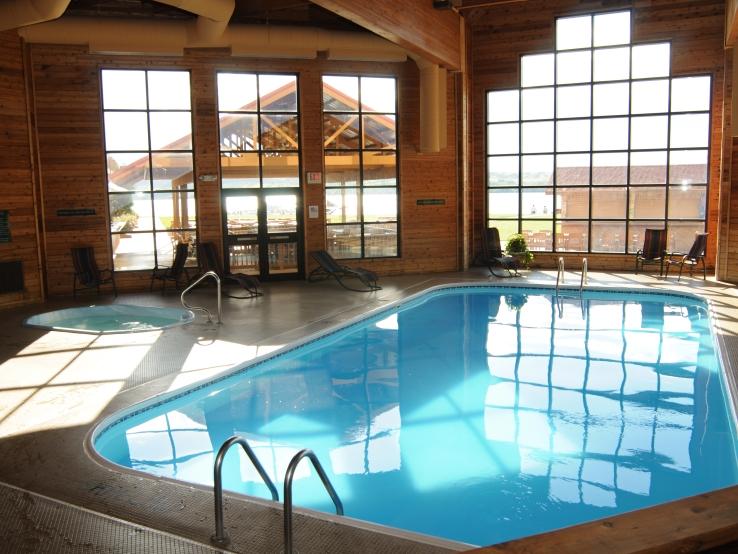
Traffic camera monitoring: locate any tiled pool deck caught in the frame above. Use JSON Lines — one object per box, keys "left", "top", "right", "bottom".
{"left": 0, "top": 268, "right": 736, "bottom": 553}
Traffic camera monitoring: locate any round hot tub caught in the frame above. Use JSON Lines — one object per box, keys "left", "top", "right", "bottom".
{"left": 24, "top": 304, "right": 195, "bottom": 334}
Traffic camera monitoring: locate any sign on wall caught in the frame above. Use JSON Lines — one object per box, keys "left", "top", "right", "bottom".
{"left": 56, "top": 208, "right": 96, "bottom": 217}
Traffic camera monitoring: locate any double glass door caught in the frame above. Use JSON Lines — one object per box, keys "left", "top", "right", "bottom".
{"left": 223, "top": 189, "right": 303, "bottom": 280}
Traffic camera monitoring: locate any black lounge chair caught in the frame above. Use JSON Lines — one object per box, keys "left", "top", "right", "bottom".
{"left": 150, "top": 242, "right": 191, "bottom": 293}
{"left": 665, "top": 232, "right": 708, "bottom": 281}
{"left": 197, "top": 241, "right": 261, "bottom": 298}
{"left": 308, "top": 250, "right": 381, "bottom": 292}
{"left": 71, "top": 246, "right": 117, "bottom": 297}
{"left": 634, "top": 228, "right": 667, "bottom": 276}
{"left": 481, "top": 227, "right": 520, "bottom": 278}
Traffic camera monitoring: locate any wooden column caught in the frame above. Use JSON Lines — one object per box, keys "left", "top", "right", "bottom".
{"left": 0, "top": 30, "right": 43, "bottom": 307}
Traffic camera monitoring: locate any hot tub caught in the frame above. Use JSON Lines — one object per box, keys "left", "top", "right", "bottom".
{"left": 24, "top": 304, "right": 195, "bottom": 334}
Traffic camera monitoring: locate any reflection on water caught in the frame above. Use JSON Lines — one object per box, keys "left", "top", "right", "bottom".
{"left": 96, "top": 289, "right": 738, "bottom": 546}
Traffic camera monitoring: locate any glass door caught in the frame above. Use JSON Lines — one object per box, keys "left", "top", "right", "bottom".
{"left": 223, "top": 189, "right": 303, "bottom": 280}
{"left": 224, "top": 194, "right": 260, "bottom": 275}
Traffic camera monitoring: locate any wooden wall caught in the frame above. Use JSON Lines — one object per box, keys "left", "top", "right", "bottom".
{"left": 27, "top": 44, "right": 459, "bottom": 296}
{"left": 466, "top": 0, "right": 727, "bottom": 272}
{"left": 0, "top": 30, "right": 43, "bottom": 307}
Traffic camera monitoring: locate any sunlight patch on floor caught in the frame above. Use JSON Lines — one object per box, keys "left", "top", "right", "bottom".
{"left": 0, "top": 382, "right": 124, "bottom": 437}
{"left": 0, "top": 330, "right": 162, "bottom": 437}
{"left": 0, "top": 351, "right": 80, "bottom": 388}
{"left": 166, "top": 340, "right": 285, "bottom": 391}
{"left": 50, "top": 342, "right": 158, "bottom": 385}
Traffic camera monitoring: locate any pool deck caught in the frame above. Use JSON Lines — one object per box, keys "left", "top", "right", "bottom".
{"left": 1, "top": 268, "right": 738, "bottom": 553}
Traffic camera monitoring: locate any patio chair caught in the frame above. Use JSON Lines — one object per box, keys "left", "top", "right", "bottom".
{"left": 308, "top": 250, "right": 381, "bottom": 292}
{"left": 150, "top": 242, "right": 191, "bottom": 293}
{"left": 634, "top": 228, "right": 667, "bottom": 276}
{"left": 197, "top": 241, "right": 262, "bottom": 298}
{"left": 481, "top": 227, "right": 520, "bottom": 278}
{"left": 71, "top": 246, "right": 117, "bottom": 297}
{"left": 665, "top": 233, "right": 708, "bottom": 281}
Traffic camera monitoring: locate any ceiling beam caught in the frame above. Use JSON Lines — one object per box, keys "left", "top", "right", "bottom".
{"left": 727, "top": 0, "right": 738, "bottom": 47}
{"left": 308, "top": 0, "right": 461, "bottom": 70}
{"left": 455, "top": 0, "right": 528, "bottom": 10}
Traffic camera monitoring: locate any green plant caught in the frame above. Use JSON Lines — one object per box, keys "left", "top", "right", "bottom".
{"left": 111, "top": 203, "right": 139, "bottom": 234}
{"left": 505, "top": 233, "right": 534, "bottom": 267}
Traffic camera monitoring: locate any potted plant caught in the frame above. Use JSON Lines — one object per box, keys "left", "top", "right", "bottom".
{"left": 505, "top": 233, "right": 534, "bottom": 268}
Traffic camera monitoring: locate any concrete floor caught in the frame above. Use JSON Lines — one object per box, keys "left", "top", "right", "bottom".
{"left": 0, "top": 268, "right": 737, "bottom": 553}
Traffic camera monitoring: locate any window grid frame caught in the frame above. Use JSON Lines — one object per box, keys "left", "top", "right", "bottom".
{"left": 486, "top": 11, "right": 710, "bottom": 255}
{"left": 323, "top": 74, "right": 400, "bottom": 260}
{"left": 217, "top": 71, "right": 301, "bottom": 190}
{"left": 102, "top": 68, "right": 197, "bottom": 272}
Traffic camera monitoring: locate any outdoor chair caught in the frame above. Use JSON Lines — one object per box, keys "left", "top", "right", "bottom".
{"left": 634, "top": 228, "right": 667, "bottom": 276}
{"left": 665, "top": 232, "right": 708, "bottom": 281}
{"left": 197, "top": 241, "right": 261, "bottom": 298}
{"left": 481, "top": 227, "right": 520, "bottom": 278}
{"left": 71, "top": 246, "right": 117, "bottom": 297}
{"left": 150, "top": 242, "right": 191, "bottom": 293}
{"left": 308, "top": 250, "right": 381, "bottom": 292}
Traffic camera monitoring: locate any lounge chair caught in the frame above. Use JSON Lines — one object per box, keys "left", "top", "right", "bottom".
{"left": 665, "top": 232, "right": 708, "bottom": 281}
{"left": 634, "top": 228, "right": 667, "bottom": 276}
{"left": 481, "top": 227, "right": 520, "bottom": 278}
{"left": 150, "top": 242, "right": 191, "bottom": 293}
{"left": 308, "top": 250, "right": 381, "bottom": 292}
{"left": 197, "top": 241, "right": 261, "bottom": 298}
{"left": 71, "top": 246, "right": 117, "bottom": 297}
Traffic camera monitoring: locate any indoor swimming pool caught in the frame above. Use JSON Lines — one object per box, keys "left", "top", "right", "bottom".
{"left": 92, "top": 286, "right": 738, "bottom": 546}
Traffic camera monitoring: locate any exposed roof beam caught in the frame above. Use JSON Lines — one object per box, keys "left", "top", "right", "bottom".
{"left": 728, "top": 0, "right": 738, "bottom": 47}
{"left": 308, "top": 0, "right": 461, "bottom": 70}
{"left": 455, "top": 0, "right": 528, "bottom": 10}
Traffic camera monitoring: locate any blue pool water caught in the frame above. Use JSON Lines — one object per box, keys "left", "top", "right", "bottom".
{"left": 25, "top": 304, "right": 194, "bottom": 334}
{"left": 93, "top": 287, "right": 738, "bottom": 546}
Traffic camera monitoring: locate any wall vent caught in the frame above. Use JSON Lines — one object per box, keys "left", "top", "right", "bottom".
{"left": 0, "top": 261, "right": 24, "bottom": 293}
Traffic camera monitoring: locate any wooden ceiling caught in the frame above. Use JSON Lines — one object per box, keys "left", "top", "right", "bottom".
{"left": 65, "top": 0, "right": 365, "bottom": 31}
{"left": 65, "top": 0, "right": 529, "bottom": 26}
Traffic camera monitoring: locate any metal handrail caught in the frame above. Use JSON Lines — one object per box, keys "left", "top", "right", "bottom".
{"left": 283, "top": 449, "right": 343, "bottom": 554}
{"left": 580, "top": 257, "right": 588, "bottom": 293}
{"left": 555, "top": 257, "right": 565, "bottom": 290}
{"left": 181, "top": 270, "right": 222, "bottom": 324}
{"left": 555, "top": 292, "right": 564, "bottom": 318}
{"left": 211, "top": 436, "right": 279, "bottom": 547}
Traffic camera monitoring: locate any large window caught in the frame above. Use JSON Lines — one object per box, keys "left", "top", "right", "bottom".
{"left": 323, "top": 75, "right": 398, "bottom": 259}
{"left": 102, "top": 69, "right": 196, "bottom": 271}
{"left": 217, "top": 72, "right": 300, "bottom": 189}
{"left": 486, "top": 11, "right": 710, "bottom": 254}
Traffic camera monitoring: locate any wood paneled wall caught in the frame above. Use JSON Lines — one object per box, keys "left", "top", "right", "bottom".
{"left": 28, "top": 45, "right": 459, "bottom": 296}
{"left": 0, "top": 30, "right": 42, "bottom": 307}
{"left": 466, "top": 0, "right": 727, "bottom": 272}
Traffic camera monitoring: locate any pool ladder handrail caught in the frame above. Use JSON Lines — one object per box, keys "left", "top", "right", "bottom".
{"left": 555, "top": 257, "right": 565, "bottom": 290}
{"left": 556, "top": 257, "right": 588, "bottom": 293}
{"left": 556, "top": 258, "right": 588, "bottom": 319}
{"left": 284, "top": 448, "right": 344, "bottom": 554}
{"left": 181, "top": 270, "right": 222, "bottom": 324}
{"left": 211, "top": 436, "right": 279, "bottom": 547}
{"left": 580, "top": 257, "right": 588, "bottom": 293}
